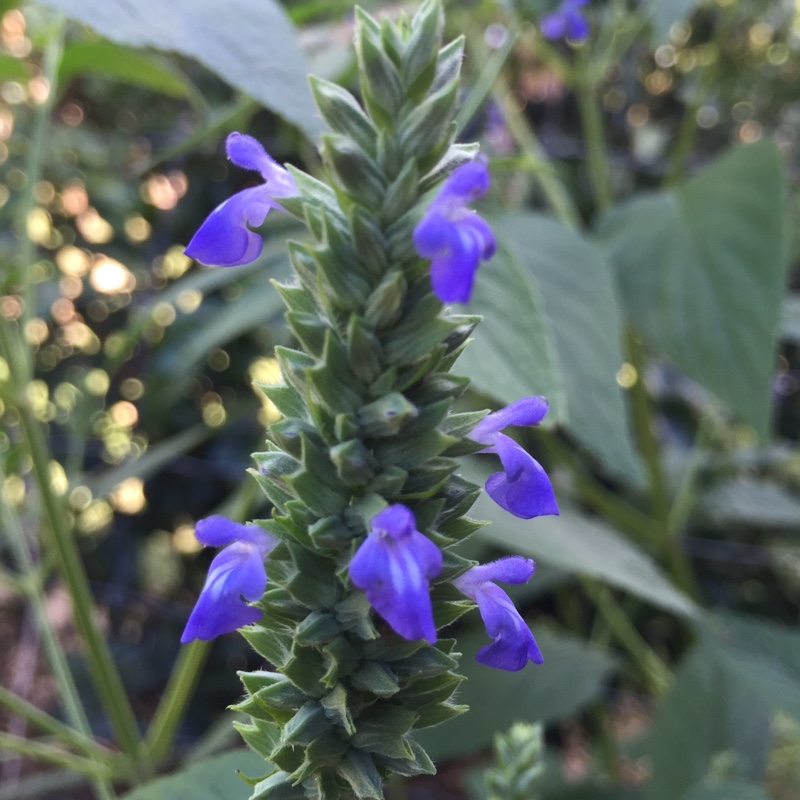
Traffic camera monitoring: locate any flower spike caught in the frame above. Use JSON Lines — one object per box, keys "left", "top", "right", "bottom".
{"left": 541, "top": 0, "right": 590, "bottom": 42}
{"left": 185, "top": 132, "right": 298, "bottom": 267}
{"left": 413, "top": 157, "right": 496, "bottom": 304}
{"left": 471, "top": 396, "right": 559, "bottom": 519}
{"left": 454, "top": 557, "right": 544, "bottom": 671}
{"left": 181, "top": 516, "right": 278, "bottom": 643}
{"left": 349, "top": 504, "right": 443, "bottom": 643}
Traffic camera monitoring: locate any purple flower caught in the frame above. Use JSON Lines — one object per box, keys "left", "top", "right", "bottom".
{"left": 413, "top": 158, "right": 496, "bottom": 304}
{"left": 454, "top": 557, "right": 543, "bottom": 671}
{"left": 185, "top": 132, "right": 298, "bottom": 267}
{"left": 471, "top": 396, "right": 559, "bottom": 519}
{"left": 541, "top": 0, "right": 590, "bottom": 41}
{"left": 349, "top": 504, "right": 443, "bottom": 643}
{"left": 181, "top": 516, "right": 278, "bottom": 643}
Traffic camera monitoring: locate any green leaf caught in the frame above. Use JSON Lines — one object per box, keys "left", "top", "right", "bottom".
{"left": 58, "top": 40, "right": 201, "bottom": 105}
{"left": 648, "top": 614, "right": 800, "bottom": 800}
{"left": 466, "top": 462, "right": 697, "bottom": 617}
{"left": 462, "top": 213, "right": 644, "bottom": 487}
{"left": 700, "top": 477, "right": 800, "bottom": 529}
{"left": 598, "top": 141, "right": 787, "bottom": 440}
{"left": 38, "top": 0, "right": 323, "bottom": 138}
{"left": 0, "top": 53, "right": 28, "bottom": 82}
{"left": 682, "top": 782, "right": 771, "bottom": 800}
{"left": 416, "top": 628, "right": 616, "bottom": 761}
{"left": 120, "top": 749, "right": 270, "bottom": 800}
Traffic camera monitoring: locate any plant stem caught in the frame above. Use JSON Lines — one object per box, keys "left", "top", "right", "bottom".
{"left": 144, "top": 639, "right": 210, "bottom": 764}
{"left": 626, "top": 332, "right": 701, "bottom": 601}
{"left": 489, "top": 65, "right": 582, "bottom": 227}
{"left": 575, "top": 47, "right": 613, "bottom": 213}
{"left": 0, "top": 320, "right": 145, "bottom": 772}
{"left": 0, "top": 470, "right": 118, "bottom": 800}
{"left": 582, "top": 580, "right": 671, "bottom": 696}
{"left": 18, "top": 15, "right": 64, "bottom": 335}
{"left": 0, "top": 732, "right": 115, "bottom": 779}
{"left": 0, "top": 686, "right": 114, "bottom": 763}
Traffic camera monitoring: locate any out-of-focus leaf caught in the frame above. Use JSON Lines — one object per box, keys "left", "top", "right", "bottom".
{"left": 463, "top": 212, "right": 644, "bottom": 487}
{"left": 782, "top": 295, "right": 800, "bottom": 343}
{"left": 0, "top": 53, "right": 28, "bottom": 82}
{"left": 121, "top": 749, "right": 269, "bottom": 800}
{"left": 417, "top": 628, "right": 616, "bottom": 761}
{"left": 648, "top": 614, "right": 800, "bottom": 800}
{"left": 598, "top": 141, "right": 787, "bottom": 440}
{"left": 641, "top": 0, "right": 702, "bottom": 41}
{"left": 456, "top": 237, "right": 564, "bottom": 424}
{"left": 682, "top": 783, "right": 771, "bottom": 800}
{"left": 58, "top": 40, "right": 204, "bottom": 110}
{"left": 700, "top": 478, "right": 800, "bottom": 530}
{"left": 38, "top": 0, "right": 323, "bottom": 138}
{"left": 467, "top": 462, "right": 697, "bottom": 617}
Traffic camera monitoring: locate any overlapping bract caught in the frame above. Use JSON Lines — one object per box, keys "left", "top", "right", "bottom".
{"left": 185, "top": 132, "right": 297, "bottom": 267}
{"left": 413, "top": 158, "right": 496, "bottom": 303}
{"left": 349, "top": 505, "right": 443, "bottom": 644}
{"left": 181, "top": 516, "right": 278, "bottom": 642}
{"left": 454, "top": 557, "right": 543, "bottom": 671}
{"left": 471, "top": 396, "right": 559, "bottom": 519}
{"left": 541, "top": 0, "right": 591, "bottom": 41}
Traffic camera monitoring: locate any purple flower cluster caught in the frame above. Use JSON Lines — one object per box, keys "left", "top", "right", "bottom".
{"left": 541, "top": 0, "right": 590, "bottom": 42}
{"left": 348, "top": 506, "right": 544, "bottom": 671}
{"left": 413, "top": 158, "right": 496, "bottom": 304}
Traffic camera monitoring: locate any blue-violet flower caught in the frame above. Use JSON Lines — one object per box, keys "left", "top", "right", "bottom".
{"left": 541, "top": 0, "right": 590, "bottom": 41}
{"left": 471, "top": 396, "right": 559, "bottom": 519}
{"left": 185, "top": 132, "right": 298, "bottom": 267}
{"left": 413, "top": 158, "right": 496, "bottom": 304}
{"left": 181, "top": 516, "right": 278, "bottom": 643}
{"left": 349, "top": 504, "right": 443, "bottom": 643}
{"left": 454, "top": 557, "right": 543, "bottom": 671}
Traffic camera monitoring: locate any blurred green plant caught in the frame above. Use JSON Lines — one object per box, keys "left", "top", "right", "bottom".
{"left": 1, "top": 0, "right": 800, "bottom": 798}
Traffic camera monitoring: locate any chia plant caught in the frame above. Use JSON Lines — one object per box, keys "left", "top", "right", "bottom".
{"left": 180, "top": 3, "right": 558, "bottom": 797}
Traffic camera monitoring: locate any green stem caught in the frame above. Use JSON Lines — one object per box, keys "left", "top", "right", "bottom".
{"left": 489, "top": 67, "right": 582, "bottom": 227}
{"left": 0, "top": 732, "right": 115, "bottom": 779}
{"left": 626, "top": 332, "right": 700, "bottom": 600}
{"left": 144, "top": 639, "right": 211, "bottom": 764}
{"left": 575, "top": 48, "right": 613, "bottom": 213}
{"left": 0, "top": 469, "right": 117, "bottom": 800}
{"left": 0, "top": 685, "right": 114, "bottom": 763}
{"left": 665, "top": 8, "right": 734, "bottom": 185}
{"left": 582, "top": 580, "right": 671, "bottom": 697}
{"left": 0, "top": 323, "right": 145, "bottom": 771}
{"left": 18, "top": 16, "right": 65, "bottom": 335}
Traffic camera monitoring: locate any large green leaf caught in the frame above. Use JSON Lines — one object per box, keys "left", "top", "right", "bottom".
{"left": 467, "top": 464, "right": 697, "bottom": 617}
{"left": 58, "top": 41, "right": 203, "bottom": 107}
{"left": 39, "top": 0, "right": 323, "bottom": 138}
{"left": 648, "top": 614, "right": 800, "bottom": 800}
{"left": 417, "top": 628, "right": 616, "bottom": 761}
{"left": 121, "top": 749, "right": 270, "bottom": 800}
{"left": 598, "top": 141, "right": 787, "bottom": 440}
{"left": 456, "top": 238, "right": 564, "bottom": 424}
{"left": 700, "top": 477, "right": 800, "bottom": 530}
{"left": 462, "top": 212, "right": 644, "bottom": 487}
{"left": 681, "top": 782, "right": 771, "bottom": 800}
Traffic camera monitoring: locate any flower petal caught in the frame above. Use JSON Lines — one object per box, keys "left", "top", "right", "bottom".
{"left": 437, "top": 158, "right": 491, "bottom": 205}
{"left": 471, "top": 396, "right": 549, "bottom": 442}
{"left": 540, "top": 12, "right": 567, "bottom": 39}
{"left": 185, "top": 185, "right": 277, "bottom": 267}
{"left": 413, "top": 209, "right": 455, "bottom": 259}
{"left": 180, "top": 541, "right": 267, "bottom": 642}
{"left": 565, "top": 11, "right": 590, "bottom": 40}
{"left": 486, "top": 434, "right": 559, "bottom": 519}
{"left": 456, "top": 578, "right": 543, "bottom": 671}
{"left": 457, "top": 556, "right": 535, "bottom": 589}
{"left": 350, "top": 505, "right": 443, "bottom": 643}
{"left": 225, "top": 132, "right": 298, "bottom": 197}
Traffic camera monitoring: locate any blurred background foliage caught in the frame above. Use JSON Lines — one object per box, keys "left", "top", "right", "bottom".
{"left": 2, "top": 0, "right": 800, "bottom": 798}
